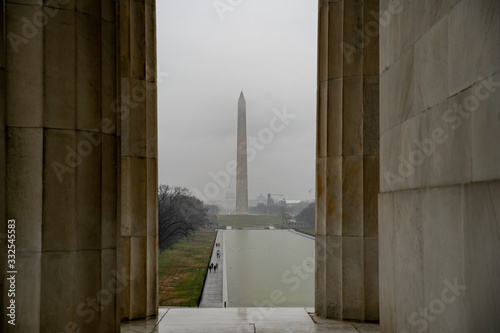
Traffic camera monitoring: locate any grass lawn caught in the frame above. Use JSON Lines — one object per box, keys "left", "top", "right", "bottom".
{"left": 158, "top": 228, "right": 216, "bottom": 307}
{"left": 217, "top": 214, "right": 283, "bottom": 228}
{"left": 296, "top": 228, "right": 315, "bottom": 236}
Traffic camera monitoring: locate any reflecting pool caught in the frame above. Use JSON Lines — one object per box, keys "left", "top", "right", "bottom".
{"left": 224, "top": 229, "right": 314, "bottom": 307}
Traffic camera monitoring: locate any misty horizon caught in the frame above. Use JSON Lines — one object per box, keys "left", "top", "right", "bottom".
{"left": 157, "top": 0, "right": 318, "bottom": 203}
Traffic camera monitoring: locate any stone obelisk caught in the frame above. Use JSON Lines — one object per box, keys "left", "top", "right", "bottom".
{"left": 236, "top": 91, "right": 249, "bottom": 214}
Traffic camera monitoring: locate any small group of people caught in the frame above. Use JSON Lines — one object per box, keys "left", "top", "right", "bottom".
{"left": 208, "top": 262, "right": 218, "bottom": 272}
{"left": 207, "top": 241, "right": 222, "bottom": 272}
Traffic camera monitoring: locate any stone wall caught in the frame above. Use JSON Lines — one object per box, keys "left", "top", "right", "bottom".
{"left": 379, "top": 0, "right": 500, "bottom": 332}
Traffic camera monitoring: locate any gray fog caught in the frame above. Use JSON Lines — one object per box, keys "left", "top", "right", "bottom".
{"left": 157, "top": 0, "right": 318, "bottom": 203}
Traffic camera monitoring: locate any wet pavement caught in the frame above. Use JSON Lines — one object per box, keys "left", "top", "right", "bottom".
{"left": 121, "top": 307, "right": 380, "bottom": 333}
{"left": 199, "top": 230, "right": 224, "bottom": 308}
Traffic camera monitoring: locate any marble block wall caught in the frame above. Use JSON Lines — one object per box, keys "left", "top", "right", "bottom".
{"left": 315, "top": 0, "right": 380, "bottom": 322}
{"left": 379, "top": 0, "right": 500, "bottom": 332}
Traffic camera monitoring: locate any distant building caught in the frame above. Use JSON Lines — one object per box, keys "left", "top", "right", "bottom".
{"left": 256, "top": 193, "right": 266, "bottom": 205}
{"left": 222, "top": 185, "right": 236, "bottom": 214}
{"left": 249, "top": 193, "right": 267, "bottom": 207}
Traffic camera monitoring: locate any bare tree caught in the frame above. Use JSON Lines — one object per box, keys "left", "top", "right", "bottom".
{"left": 158, "top": 185, "right": 208, "bottom": 251}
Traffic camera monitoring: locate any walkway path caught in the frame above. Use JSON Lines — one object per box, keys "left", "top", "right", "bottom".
{"left": 288, "top": 228, "right": 315, "bottom": 240}
{"left": 199, "top": 230, "right": 223, "bottom": 308}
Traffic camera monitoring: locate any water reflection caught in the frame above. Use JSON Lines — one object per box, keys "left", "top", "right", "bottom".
{"left": 224, "top": 230, "right": 314, "bottom": 307}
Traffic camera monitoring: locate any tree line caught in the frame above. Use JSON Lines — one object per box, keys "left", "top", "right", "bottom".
{"left": 158, "top": 184, "right": 315, "bottom": 251}
{"left": 158, "top": 185, "right": 218, "bottom": 251}
{"left": 295, "top": 202, "right": 315, "bottom": 226}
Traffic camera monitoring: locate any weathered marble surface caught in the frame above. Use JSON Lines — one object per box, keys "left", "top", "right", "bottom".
{"left": 316, "top": 0, "right": 380, "bottom": 322}
{"left": 379, "top": 1, "right": 500, "bottom": 332}
{"left": 1, "top": 1, "right": 158, "bottom": 331}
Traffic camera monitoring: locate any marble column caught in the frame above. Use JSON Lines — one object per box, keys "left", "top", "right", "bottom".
{"left": 2, "top": 0, "right": 121, "bottom": 331}
{"left": 119, "top": 0, "right": 158, "bottom": 321}
{"left": 1, "top": 0, "right": 158, "bottom": 330}
{"left": 315, "top": 0, "right": 379, "bottom": 322}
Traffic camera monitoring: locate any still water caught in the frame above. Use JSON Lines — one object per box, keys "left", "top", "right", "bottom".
{"left": 224, "top": 229, "right": 314, "bottom": 307}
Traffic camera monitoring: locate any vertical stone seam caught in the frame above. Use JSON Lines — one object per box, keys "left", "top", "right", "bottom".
{"left": 337, "top": 1, "right": 344, "bottom": 240}
{"left": 145, "top": 2, "right": 158, "bottom": 315}
{"left": 316, "top": 0, "right": 328, "bottom": 316}
{"left": 144, "top": 4, "right": 149, "bottom": 314}
{"left": 97, "top": 3, "right": 108, "bottom": 327}
{"left": 362, "top": 236, "right": 366, "bottom": 321}
{"left": 460, "top": 182, "right": 467, "bottom": 331}
{"left": 0, "top": 1, "right": 5, "bottom": 68}
{"left": 115, "top": 0, "right": 122, "bottom": 323}
{"left": 120, "top": 0, "right": 131, "bottom": 320}
{"left": 39, "top": 9, "right": 47, "bottom": 331}
{"left": 316, "top": 0, "right": 326, "bottom": 156}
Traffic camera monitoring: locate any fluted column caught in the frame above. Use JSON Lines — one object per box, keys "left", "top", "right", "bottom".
{"left": 2, "top": 0, "right": 120, "bottom": 331}
{"left": 315, "top": 0, "right": 379, "bottom": 321}
{"left": 119, "top": 0, "right": 158, "bottom": 320}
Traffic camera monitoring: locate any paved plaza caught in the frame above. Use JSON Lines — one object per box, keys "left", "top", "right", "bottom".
{"left": 121, "top": 307, "right": 380, "bottom": 333}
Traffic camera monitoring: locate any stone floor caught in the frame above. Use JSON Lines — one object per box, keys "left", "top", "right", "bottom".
{"left": 120, "top": 307, "right": 380, "bottom": 333}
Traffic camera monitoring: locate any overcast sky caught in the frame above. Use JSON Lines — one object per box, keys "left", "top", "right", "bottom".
{"left": 157, "top": 0, "right": 318, "bottom": 203}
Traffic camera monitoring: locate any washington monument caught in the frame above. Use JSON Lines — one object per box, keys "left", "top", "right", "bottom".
{"left": 236, "top": 91, "right": 248, "bottom": 214}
